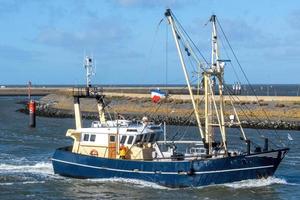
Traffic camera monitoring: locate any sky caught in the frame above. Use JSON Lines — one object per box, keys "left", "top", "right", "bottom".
{"left": 0, "top": 0, "right": 300, "bottom": 85}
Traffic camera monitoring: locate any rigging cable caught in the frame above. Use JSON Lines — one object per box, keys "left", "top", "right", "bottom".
{"left": 144, "top": 18, "right": 165, "bottom": 81}
{"left": 217, "top": 20, "right": 280, "bottom": 148}
{"left": 165, "top": 20, "right": 169, "bottom": 87}
{"left": 224, "top": 83, "right": 280, "bottom": 148}
{"left": 171, "top": 11, "right": 209, "bottom": 65}
{"left": 216, "top": 18, "right": 285, "bottom": 147}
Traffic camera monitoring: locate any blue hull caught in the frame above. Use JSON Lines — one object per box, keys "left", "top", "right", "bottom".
{"left": 52, "top": 146, "right": 288, "bottom": 188}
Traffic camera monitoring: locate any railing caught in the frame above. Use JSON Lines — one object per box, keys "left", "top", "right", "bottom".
{"left": 72, "top": 87, "right": 104, "bottom": 98}
{"left": 156, "top": 140, "right": 203, "bottom": 145}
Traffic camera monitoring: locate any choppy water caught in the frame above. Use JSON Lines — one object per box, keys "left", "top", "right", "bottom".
{"left": 0, "top": 96, "right": 299, "bottom": 200}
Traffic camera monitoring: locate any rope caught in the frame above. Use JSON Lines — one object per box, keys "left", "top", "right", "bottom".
{"left": 224, "top": 84, "right": 280, "bottom": 148}
{"left": 165, "top": 21, "right": 169, "bottom": 87}
{"left": 171, "top": 11, "right": 209, "bottom": 65}
{"left": 169, "top": 111, "right": 196, "bottom": 141}
{"left": 143, "top": 18, "right": 164, "bottom": 80}
{"left": 216, "top": 17, "right": 285, "bottom": 147}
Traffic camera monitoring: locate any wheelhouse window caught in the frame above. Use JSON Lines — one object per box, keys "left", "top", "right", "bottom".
{"left": 127, "top": 136, "right": 134, "bottom": 144}
{"left": 143, "top": 134, "right": 150, "bottom": 142}
{"left": 109, "top": 135, "right": 116, "bottom": 142}
{"left": 83, "top": 134, "right": 89, "bottom": 141}
{"left": 149, "top": 133, "right": 155, "bottom": 142}
{"left": 149, "top": 126, "right": 161, "bottom": 130}
{"left": 90, "top": 134, "right": 96, "bottom": 142}
{"left": 82, "top": 133, "right": 96, "bottom": 142}
{"left": 127, "top": 129, "right": 137, "bottom": 132}
{"left": 135, "top": 134, "right": 142, "bottom": 143}
{"left": 120, "top": 135, "right": 127, "bottom": 144}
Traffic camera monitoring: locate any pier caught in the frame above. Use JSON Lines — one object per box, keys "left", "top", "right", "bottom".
{"left": 2, "top": 86, "right": 300, "bottom": 102}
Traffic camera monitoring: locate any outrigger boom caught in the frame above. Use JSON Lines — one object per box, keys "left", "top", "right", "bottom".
{"left": 165, "top": 9, "right": 228, "bottom": 154}
{"left": 52, "top": 9, "right": 289, "bottom": 188}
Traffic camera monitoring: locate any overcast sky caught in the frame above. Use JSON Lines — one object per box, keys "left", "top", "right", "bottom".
{"left": 0, "top": 0, "right": 299, "bottom": 85}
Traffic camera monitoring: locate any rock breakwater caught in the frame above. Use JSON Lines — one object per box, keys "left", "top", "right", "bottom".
{"left": 17, "top": 96, "right": 300, "bottom": 130}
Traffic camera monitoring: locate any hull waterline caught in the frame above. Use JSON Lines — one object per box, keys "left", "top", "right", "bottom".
{"left": 52, "top": 146, "right": 288, "bottom": 188}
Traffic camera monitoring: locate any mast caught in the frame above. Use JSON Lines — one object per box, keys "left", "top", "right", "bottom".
{"left": 204, "top": 72, "right": 212, "bottom": 152}
{"left": 165, "top": 9, "right": 230, "bottom": 154}
{"left": 165, "top": 9, "right": 205, "bottom": 141}
{"left": 210, "top": 15, "right": 227, "bottom": 152}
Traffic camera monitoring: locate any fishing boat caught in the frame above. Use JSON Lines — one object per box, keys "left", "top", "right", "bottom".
{"left": 52, "top": 9, "right": 289, "bottom": 188}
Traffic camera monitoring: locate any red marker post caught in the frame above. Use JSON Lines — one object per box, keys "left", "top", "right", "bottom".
{"left": 28, "top": 81, "right": 36, "bottom": 128}
{"left": 28, "top": 100, "right": 36, "bottom": 127}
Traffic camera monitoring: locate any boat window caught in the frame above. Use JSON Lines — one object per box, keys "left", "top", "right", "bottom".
{"left": 109, "top": 135, "right": 116, "bottom": 142}
{"left": 135, "top": 135, "right": 142, "bottom": 143}
{"left": 83, "top": 134, "right": 89, "bottom": 141}
{"left": 90, "top": 134, "right": 96, "bottom": 142}
{"left": 142, "top": 134, "right": 148, "bottom": 142}
{"left": 120, "top": 136, "right": 127, "bottom": 144}
{"left": 127, "top": 129, "right": 137, "bottom": 132}
{"left": 149, "top": 133, "right": 155, "bottom": 142}
{"left": 127, "top": 136, "right": 134, "bottom": 144}
{"left": 149, "top": 126, "right": 161, "bottom": 130}
{"left": 146, "top": 134, "right": 151, "bottom": 142}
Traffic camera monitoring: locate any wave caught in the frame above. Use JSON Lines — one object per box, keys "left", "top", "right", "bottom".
{"left": 223, "top": 177, "right": 290, "bottom": 189}
{"left": 87, "top": 176, "right": 295, "bottom": 190}
{"left": 88, "top": 177, "right": 170, "bottom": 190}
{"left": 1, "top": 162, "right": 295, "bottom": 190}
{"left": 0, "top": 162, "right": 53, "bottom": 176}
{"left": 0, "top": 181, "right": 45, "bottom": 186}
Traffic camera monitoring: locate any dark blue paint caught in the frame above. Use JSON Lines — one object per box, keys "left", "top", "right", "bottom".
{"left": 52, "top": 147, "right": 288, "bottom": 188}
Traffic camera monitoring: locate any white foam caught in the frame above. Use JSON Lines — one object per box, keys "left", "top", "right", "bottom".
{"left": 223, "top": 177, "right": 288, "bottom": 189}
{"left": 71, "top": 176, "right": 296, "bottom": 190}
{"left": 286, "top": 155, "right": 300, "bottom": 160}
{"left": 0, "top": 180, "right": 45, "bottom": 186}
{"left": 0, "top": 182, "right": 14, "bottom": 186}
{"left": 0, "top": 162, "right": 53, "bottom": 176}
{"left": 22, "top": 180, "right": 46, "bottom": 185}
{"left": 88, "top": 177, "right": 170, "bottom": 190}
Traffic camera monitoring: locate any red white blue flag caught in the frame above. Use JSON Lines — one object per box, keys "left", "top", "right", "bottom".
{"left": 150, "top": 89, "right": 167, "bottom": 103}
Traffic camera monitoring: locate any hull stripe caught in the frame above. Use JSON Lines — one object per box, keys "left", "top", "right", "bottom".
{"left": 194, "top": 165, "right": 273, "bottom": 174}
{"left": 52, "top": 158, "right": 274, "bottom": 175}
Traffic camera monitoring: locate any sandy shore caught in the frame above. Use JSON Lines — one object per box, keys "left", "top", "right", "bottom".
{"left": 0, "top": 87, "right": 67, "bottom": 96}
{"left": 8, "top": 86, "right": 300, "bottom": 129}
{"left": 18, "top": 91, "right": 299, "bottom": 130}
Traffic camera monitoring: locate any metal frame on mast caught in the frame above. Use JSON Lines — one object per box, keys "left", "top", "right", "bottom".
{"left": 210, "top": 15, "right": 227, "bottom": 152}
{"left": 204, "top": 15, "right": 228, "bottom": 153}
{"left": 84, "top": 56, "right": 95, "bottom": 88}
{"left": 165, "top": 9, "right": 205, "bottom": 141}
{"left": 165, "top": 9, "right": 229, "bottom": 154}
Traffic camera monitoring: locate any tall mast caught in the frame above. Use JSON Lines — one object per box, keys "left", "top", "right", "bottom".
{"left": 165, "top": 9, "right": 205, "bottom": 141}
{"left": 210, "top": 15, "right": 227, "bottom": 152}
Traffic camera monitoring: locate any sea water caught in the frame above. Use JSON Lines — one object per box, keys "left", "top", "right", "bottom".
{"left": 0, "top": 96, "right": 299, "bottom": 200}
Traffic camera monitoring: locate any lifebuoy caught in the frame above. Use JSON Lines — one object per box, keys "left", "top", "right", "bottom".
{"left": 90, "top": 149, "right": 98, "bottom": 157}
